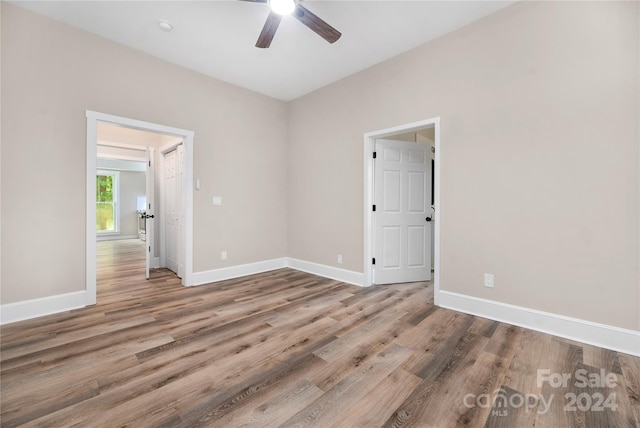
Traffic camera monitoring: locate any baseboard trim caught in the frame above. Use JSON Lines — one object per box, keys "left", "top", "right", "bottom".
{"left": 286, "top": 258, "right": 366, "bottom": 287}
{"left": 189, "top": 257, "right": 366, "bottom": 288}
{"left": 190, "top": 258, "right": 288, "bottom": 286}
{"left": 4, "top": 260, "right": 637, "bottom": 358}
{"left": 0, "top": 291, "right": 87, "bottom": 325}
{"left": 439, "top": 290, "right": 640, "bottom": 357}
{"left": 96, "top": 234, "right": 139, "bottom": 241}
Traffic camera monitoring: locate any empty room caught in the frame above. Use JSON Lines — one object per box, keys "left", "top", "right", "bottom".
{"left": 1, "top": 0, "right": 638, "bottom": 427}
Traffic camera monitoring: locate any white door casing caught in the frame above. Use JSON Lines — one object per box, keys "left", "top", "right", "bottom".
{"left": 164, "top": 149, "right": 179, "bottom": 274}
{"left": 374, "top": 139, "right": 432, "bottom": 284}
{"left": 177, "top": 144, "right": 185, "bottom": 278}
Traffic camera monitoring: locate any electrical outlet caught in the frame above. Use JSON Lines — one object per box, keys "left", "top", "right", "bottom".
{"left": 337, "top": 255, "right": 343, "bottom": 264}
{"left": 221, "top": 251, "right": 227, "bottom": 260}
{"left": 484, "top": 273, "right": 494, "bottom": 288}
{"left": 212, "top": 196, "right": 222, "bottom": 206}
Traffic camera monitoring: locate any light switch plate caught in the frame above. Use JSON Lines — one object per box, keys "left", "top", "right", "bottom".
{"left": 212, "top": 196, "right": 222, "bottom": 206}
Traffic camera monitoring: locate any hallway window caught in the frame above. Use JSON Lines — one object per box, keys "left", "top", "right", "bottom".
{"left": 96, "top": 170, "right": 119, "bottom": 233}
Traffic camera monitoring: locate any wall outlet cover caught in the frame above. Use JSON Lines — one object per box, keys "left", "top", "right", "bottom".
{"left": 484, "top": 273, "right": 494, "bottom": 288}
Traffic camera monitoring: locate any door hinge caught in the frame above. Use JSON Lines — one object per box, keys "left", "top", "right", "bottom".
{"left": 373, "top": 151, "right": 377, "bottom": 159}
{"left": 148, "top": 246, "right": 151, "bottom": 253}
{"left": 148, "top": 203, "right": 151, "bottom": 210}
{"left": 372, "top": 258, "right": 376, "bottom": 265}
{"left": 372, "top": 205, "right": 376, "bottom": 212}
{"left": 148, "top": 160, "right": 151, "bottom": 167}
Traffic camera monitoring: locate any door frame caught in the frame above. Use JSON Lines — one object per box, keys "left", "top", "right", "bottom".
{"left": 86, "top": 110, "right": 195, "bottom": 305}
{"left": 363, "top": 117, "right": 441, "bottom": 305}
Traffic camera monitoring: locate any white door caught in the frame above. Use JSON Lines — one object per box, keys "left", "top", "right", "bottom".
{"left": 164, "top": 149, "right": 179, "bottom": 274}
{"left": 374, "top": 139, "right": 432, "bottom": 284}
{"left": 177, "top": 144, "right": 185, "bottom": 278}
{"left": 145, "top": 148, "right": 155, "bottom": 280}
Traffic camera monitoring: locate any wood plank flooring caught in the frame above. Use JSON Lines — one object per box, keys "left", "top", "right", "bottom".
{"left": 1, "top": 239, "right": 639, "bottom": 427}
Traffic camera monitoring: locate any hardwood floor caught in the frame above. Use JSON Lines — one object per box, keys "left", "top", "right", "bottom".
{"left": 1, "top": 239, "right": 639, "bottom": 427}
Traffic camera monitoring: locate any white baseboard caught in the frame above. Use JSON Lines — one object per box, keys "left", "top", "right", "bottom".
{"left": 286, "top": 258, "right": 366, "bottom": 287}
{"left": 152, "top": 257, "right": 161, "bottom": 269}
{"left": 0, "top": 291, "right": 86, "bottom": 325}
{"left": 188, "top": 257, "right": 366, "bottom": 288}
{"left": 4, "top": 259, "right": 637, "bottom": 358}
{"left": 438, "top": 290, "right": 640, "bottom": 357}
{"left": 96, "top": 234, "right": 139, "bottom": 241}
{"left": 189, "top": 258, "right": 287, "bottom": 286}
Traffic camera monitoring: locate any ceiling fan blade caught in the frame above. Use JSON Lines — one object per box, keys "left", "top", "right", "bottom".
{"left": 256, "top": 11, "right": 282, "bottom": 48}
{"left": 293, "top": 4, "right": 341, "bottom": 44}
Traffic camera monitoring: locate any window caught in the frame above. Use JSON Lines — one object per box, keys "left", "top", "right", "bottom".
{"left": 96, "top": 170, "right": 119, "bottom": 233}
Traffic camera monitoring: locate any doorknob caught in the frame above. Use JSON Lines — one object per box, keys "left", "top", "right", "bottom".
{"left": 145, "top": 214, "right": 155, "bottom": 219}
{"left": 426, "top": 217, "right": 432, "bottom": 222}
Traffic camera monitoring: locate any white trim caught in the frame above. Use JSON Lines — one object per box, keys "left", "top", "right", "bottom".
{"left": 0, "top": 291, "right": 86, "bottom": 325}
{"left": 433, "top": 122, "right": 441, "bottom": 306}
{"left": 190, "top": 258, "right": 288, "bottom": 286}
{"left": 190, "top": 258, "right": 366, "bottom": 288}
{"left": 87, "top": 115, "right": 97, "bottom": 305}
{"left": 5, "top": 254, "right": 638, "bottom": 356}
{"left": 363, "top": 118, "right": 441, "bottom": 303}
{"left": 97, "top": 154, "right": 147, "bottom": 162}
{"left": 96, "top": 234, "right": 139, "bottom": 241}
{"left": 86, "top": 110, "right": 195, "bottom": 306}
{"left": 97, "top": 140, "right": 148, "bottom": 151}
{"left": 439, "top": 290, "right": 640, "bottom": 357}
{"left": 159, "top": 139, "right": 184, "bottom": 155}
{"left": 287, "top": 258, "right": 366, "bottom": 287}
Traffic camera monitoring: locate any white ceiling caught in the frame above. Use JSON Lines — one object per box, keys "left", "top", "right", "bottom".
{"left": 13, "top": 1, "right": 516, "bottom": 101}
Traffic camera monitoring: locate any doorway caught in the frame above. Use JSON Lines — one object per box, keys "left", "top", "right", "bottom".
{"left": 96, "top": 127, "right": 169, "bottom": 279}
{"left": 363, "top": 117, "right": 441, "bottom": 304}
{"left": 85, "top": 110, "right": 195, "bottom": 305}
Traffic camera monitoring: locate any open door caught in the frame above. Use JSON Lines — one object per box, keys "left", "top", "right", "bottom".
{"left": 161, "top": 142, "right": 184, "bottom": 278}
{"left": 373, "top": 139, "right": 432, "bottom": 284}
{"left": 164, "top": 148, "right": 179, "bottom": 275}
{"left": 145, "top": 147, "right": 155, "bottom": 279}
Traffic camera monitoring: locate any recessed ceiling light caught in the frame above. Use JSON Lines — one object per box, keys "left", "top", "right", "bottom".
{"left": 158, "top": 20, "right": 173, "bottom": 32}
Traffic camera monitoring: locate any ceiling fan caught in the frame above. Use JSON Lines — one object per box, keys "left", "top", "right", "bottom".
{"left": 240, "top": 0, "right": 341, "bottom": 48}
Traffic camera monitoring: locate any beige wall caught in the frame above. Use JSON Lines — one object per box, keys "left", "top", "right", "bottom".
{"left": 288, "top": 1, "right": 639, "bottom": 330}
{"left": 1, "top": 1, "right": 638, "bottom": 332}
{"left": 118, "top": 171, "right": 146, "bottom": 237}
{"left": 1, "top": 3, "right": 288, "bottom": 303}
